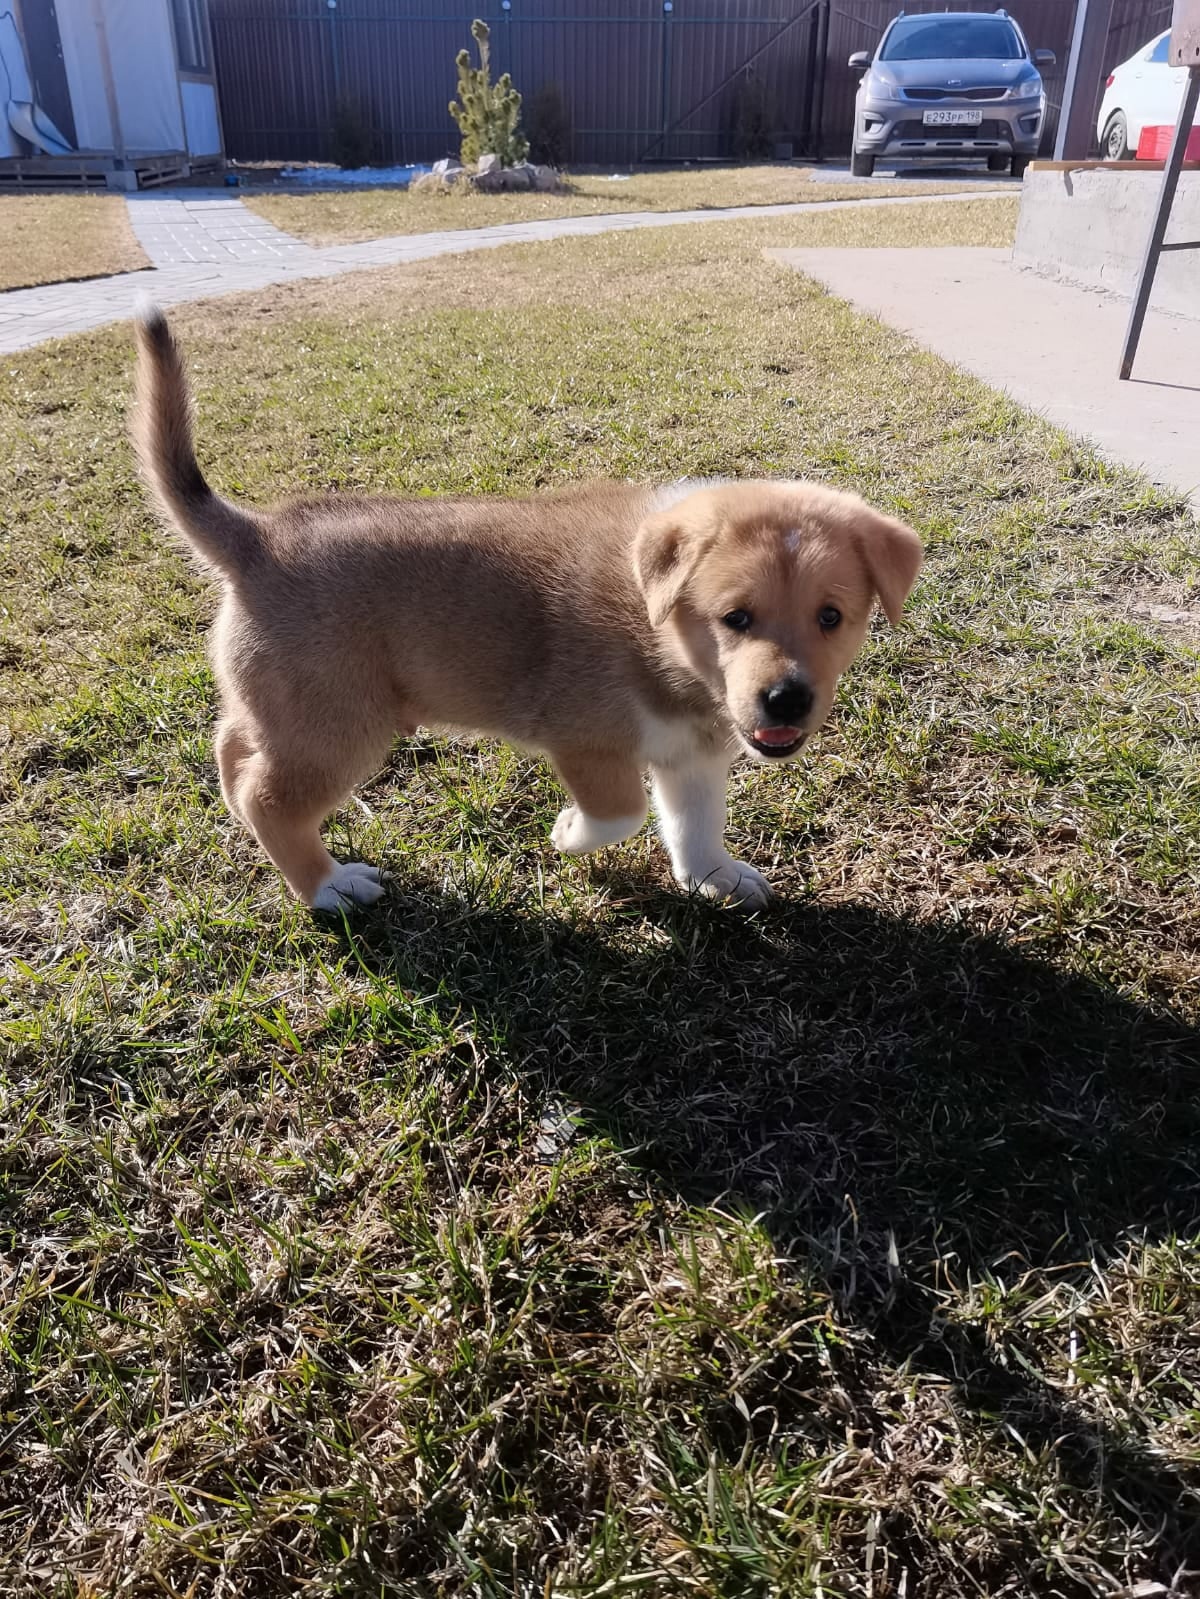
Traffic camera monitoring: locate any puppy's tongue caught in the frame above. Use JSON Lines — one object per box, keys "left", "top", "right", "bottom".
{"left": 753, "top": 726, "right": 801, "bottom": 747}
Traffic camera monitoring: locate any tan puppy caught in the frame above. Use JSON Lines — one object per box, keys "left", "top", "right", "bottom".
{"left": 133, "top": 308, "right": 922, "bottom": 912}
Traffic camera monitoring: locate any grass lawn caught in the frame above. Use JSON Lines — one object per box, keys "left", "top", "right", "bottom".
{"left": 242, "top": 164, "right": 994, "bottom": 244}
{"left": 0, "top": 193, "right": 149, "bottom": 292}
{"left": 1, "top": 197, "right": 1198, "bottom": 1597}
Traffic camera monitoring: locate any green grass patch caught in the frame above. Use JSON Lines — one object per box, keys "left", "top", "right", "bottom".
{"left": 1, "top": 200, "right": 1198, "bottom": 1596}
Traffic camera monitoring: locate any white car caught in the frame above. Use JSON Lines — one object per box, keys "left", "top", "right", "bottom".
{"left": 1096, "top": 30, "right": 1200, "bottom": 160}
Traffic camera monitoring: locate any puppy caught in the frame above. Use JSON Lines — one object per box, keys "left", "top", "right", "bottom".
{"left": 133, "top": 308, "right": 922, "bottom": 912}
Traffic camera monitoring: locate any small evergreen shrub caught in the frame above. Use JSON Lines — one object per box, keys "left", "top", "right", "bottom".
{"left": 448, "top": 20, "right": 528, "bottom": 167}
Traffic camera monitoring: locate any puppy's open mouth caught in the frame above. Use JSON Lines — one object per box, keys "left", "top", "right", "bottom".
{"left": 747, "top": 725, "right": 808, "bottom": 759}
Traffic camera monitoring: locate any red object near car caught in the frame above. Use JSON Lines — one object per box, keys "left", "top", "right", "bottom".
{"left": 1136, "top": 123, "right": 1200, "bottom": 158}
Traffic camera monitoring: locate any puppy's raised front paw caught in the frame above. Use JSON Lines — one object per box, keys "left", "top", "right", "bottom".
{"left": 551, "top": 805, "right": 588, "bottom": 854}
{"left": 551, "top": 805, "right": 644, "bottom": 856}
{"left": 312, "top": 861, "right": 386, "bottom": 912}
{"left": 684, "top": 856, "right": 774, "bottom": 909}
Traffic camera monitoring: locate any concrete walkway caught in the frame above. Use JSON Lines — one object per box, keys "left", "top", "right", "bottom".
{"left": 0, "top": 187, "right": 1005, "bottom": 355}
{"left": 125, "top": 191, "right": 316, "bottom": 267}
{"left": 768, "top": 245, "right": 1200, "bottom": 509}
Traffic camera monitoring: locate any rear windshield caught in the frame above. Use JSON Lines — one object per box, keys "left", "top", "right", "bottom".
{"left": 879, "top": 16, "right": 1023, "bottom": 60}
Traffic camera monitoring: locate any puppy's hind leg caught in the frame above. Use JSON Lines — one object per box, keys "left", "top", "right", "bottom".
{"left": 214, "top": 716, "right": 254, "bottom": 826}
{"left": 548, "top": 752, "right": 648, "bottom": 856}
{"left": 229, "top": 746, "right": 387, "bottom": 912}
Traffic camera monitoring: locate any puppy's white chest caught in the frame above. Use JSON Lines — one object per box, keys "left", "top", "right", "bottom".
{"left": 638, "top": 709, "right": 730, "bottom": 769}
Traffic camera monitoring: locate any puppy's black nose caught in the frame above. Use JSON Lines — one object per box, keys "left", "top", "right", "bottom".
{"left": 761, "top": 677, "right": 813, "bottom": 723}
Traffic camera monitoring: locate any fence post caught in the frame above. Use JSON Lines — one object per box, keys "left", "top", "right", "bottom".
{"left": 660, "top": 1, "right": 674, "bottom": 153}
{"left": 812, "top": 0, "right": 830, "bottom": 161}
{"left": 801, "top": 1, "right": 820, "bottom": 155}
{"left": 327, "top": 0, "right": 341, "bottom": 106}
{"left": 1054, "top": 0, "right": 1115, "bottom": 159}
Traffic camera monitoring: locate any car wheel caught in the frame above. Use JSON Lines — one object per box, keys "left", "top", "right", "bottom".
{"left": 1011, "top": 154, "right": 1031, "bottom": 179}
{"left": 1102, "top": 111, "right": 1131, "bottom": 161}
{"left": 987, "top": 153, "right": 1010, "bottom": 172}
{"left": 850, "top": 148, "right": 875, "bottom": 177}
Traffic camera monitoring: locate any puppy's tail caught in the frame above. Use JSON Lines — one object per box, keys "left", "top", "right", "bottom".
{"left": 133, "top": 306, "right": 263, "bottom": 579}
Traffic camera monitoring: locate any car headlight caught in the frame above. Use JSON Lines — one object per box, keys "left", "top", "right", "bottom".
{"left": 867, "top": 78, "right": 906, "bottom": 103}
{"left": 1006, "top": 80, "right": 1043, "bottom": 101}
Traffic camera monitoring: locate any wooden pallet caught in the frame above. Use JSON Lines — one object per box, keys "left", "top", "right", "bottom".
{"left": 0, "top": 153, "right": 214, "bottom": 190}
{"left": 0, "top": 156, "right": 110, "bottom": 187}
{"left": 133, "top": 161, "right": 192, "bottom": 188}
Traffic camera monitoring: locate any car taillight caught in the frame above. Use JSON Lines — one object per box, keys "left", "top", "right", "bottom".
{"left": 1105, "top": 73, "right": 1114, "bottom": 86}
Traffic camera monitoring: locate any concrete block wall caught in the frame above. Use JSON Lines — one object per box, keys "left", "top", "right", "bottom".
{"left": 1014, "top": 166, "right": 1200, "bottom": 321}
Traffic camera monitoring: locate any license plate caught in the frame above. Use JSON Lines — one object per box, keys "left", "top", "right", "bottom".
{"left": 923, "top": 108, "right": 983, "bottom": 127}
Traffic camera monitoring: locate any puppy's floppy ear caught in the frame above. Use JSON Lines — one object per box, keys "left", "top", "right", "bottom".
{"left": 856, "top": 510, "right": 923, "bottom": 626}
{"left": 633, "top": 512, "right": 713, "bottom": 627}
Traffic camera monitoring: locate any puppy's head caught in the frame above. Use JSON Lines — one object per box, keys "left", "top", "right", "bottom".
{"left": 633, "top": 481, "right": 922, "bottom": 762}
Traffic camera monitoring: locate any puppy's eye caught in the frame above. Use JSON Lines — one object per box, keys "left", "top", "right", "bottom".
{"left": 722, "top": 609, "right": 752, "bottom": 632}
{"left": 818, "top": 606, "right": 842, "bottom": 631}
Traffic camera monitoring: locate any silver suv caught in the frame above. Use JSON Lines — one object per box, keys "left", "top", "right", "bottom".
{"left": 849, "top": 9, "right": 1055, "bottom": 178}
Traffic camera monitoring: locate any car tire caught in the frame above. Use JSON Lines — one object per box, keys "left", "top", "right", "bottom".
{"left": 987, "top": 153, "right": 1010, "bottom": 172}
{"left": 850, "top": 148, "right": 875, "bottom": 177}
{"left": 1102, "top": 111, "right": 1131, "bottom": 161}
{"left": 1010, "top": 154, "right": 1031, "bottom": 179}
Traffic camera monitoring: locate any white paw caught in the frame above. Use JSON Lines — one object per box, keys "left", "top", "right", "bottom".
{"left": 683, "top": 856, "right": 774, "bottom": 909}
{"left": 312, "top": 861, "right": 386, "bottom": 912}
{"left": 551, "top": 805, "right": 644, "bottom": 856}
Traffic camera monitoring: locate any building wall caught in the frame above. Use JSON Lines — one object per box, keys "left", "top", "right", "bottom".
{"left": 2, "top": 0, "right": 223, "bottom": 163}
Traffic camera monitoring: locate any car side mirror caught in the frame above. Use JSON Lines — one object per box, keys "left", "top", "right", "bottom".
{"left": 1033, "top": 49, "right": 1056, "bottom": 68}
{"left": 848, "top": 51, "right": 871, "bottom": 74}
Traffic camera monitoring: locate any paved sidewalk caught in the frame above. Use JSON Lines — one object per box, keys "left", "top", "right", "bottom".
{"left": 768, "top": 245, "right": 1200, "bottom": 509}
{"left": 125, "top": 191, "right": 317, "bottom": 267}
{"left": 0, "top": 188, "right": 1007, "bottom": 355}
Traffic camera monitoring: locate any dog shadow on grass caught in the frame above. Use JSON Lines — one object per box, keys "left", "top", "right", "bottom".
{"left": 334, "top": 877, "right": 1200, "bottom": 1574}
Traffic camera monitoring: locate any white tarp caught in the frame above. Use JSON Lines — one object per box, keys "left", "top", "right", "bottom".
{"left": 1, "top": 8, "right": 75, "bottom": 158}
{"left": 0, "top": 9, "right": 32, "bottom": 158}
{"left": 55, "top": 0, "right": 114, "bottom": 150}
{"left": 106, "top": 0, "right": 184, "bottom": 153}
{"left": 181, "top": 80, "right": 219, "bottom": 156}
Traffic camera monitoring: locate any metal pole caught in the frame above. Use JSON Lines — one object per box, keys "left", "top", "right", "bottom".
{"left": 1054, "top": 0, "right": 1115, "bottom": 161}
{"left": 201, "top": 0, "right": 230, "bottom": 168}
{"left": 802, "top": 0, "right": 820, "bottom": 156}
{"left": 1119, "top": 65, "right": 1200, "bottom": 379}
{"left": 328, "top": 0, "right": 341, "bottom": 107}
{"left": 811, "top": 0, "right": 830, "bottom": 162}
{"left": 1053, "top": 0, "right": 1090, "bottom": 159}
{"left": 660, "top": 1, "right": 673, "bottom": 151}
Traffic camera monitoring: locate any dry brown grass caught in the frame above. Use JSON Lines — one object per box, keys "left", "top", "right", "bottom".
{"left": 242, "top": 165, "right": 995, "bottom": 244}
{"left": 186, "top": 196, "right": 1019, "bottom": 331}
{"left": 0, "top": 193, "right": 149, "bottom": 291}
